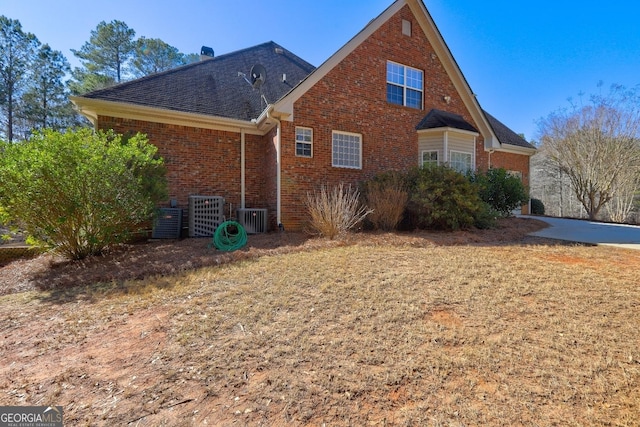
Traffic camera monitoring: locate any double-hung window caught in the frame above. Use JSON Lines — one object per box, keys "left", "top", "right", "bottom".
{"left": 421, "top": 150, "right": 438, "bottom": 167}
{"left": 450, "top": 151, "right": 473, "bottom": 173}
{"left": 295, "top": 127, "right": 313, "bottom": 157}
{"left": 387, "top": 61, "right": 423, "bottom": 109}
{"left": 332, "top": 131, "right": 362, "bottom": 169}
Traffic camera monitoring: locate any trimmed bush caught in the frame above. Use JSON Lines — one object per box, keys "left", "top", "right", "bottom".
{"left": 361, "top": 171, "right": 408, "bottom": 231}
{"left": 406, "top": 165, "right": 487, "bottom": 231}
{"left": 304, "top": 183, "right": 372, "bottom": 239}
{"left": 0, "top": 128, "right": 167, "bottom": 259}
{"left": 474, "top": 202, "right": 500, "bottom": 229}
{"left": 531, "top": 198, "right": 545, "bottom": 215}
{"left": 468, "top": 168, "right": 529, "bottom": 217}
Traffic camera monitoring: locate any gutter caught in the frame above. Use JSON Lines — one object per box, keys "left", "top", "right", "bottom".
{"left": 70, "top": 96, "right": 264, "bottom": 135}
{"left": 495, "top": 143, "right": 537, "bottom": 156}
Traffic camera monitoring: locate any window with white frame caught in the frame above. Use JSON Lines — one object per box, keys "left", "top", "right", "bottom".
{"left": 450, "top": 151, "right": 473, "bottom": 173}
{"left": 421, "top": 150, "right": 438, "bottom": 167}
{"left": 507, "top": 170, "right": 523, "bottom": 180}
{"left": 386, "top": 61, "right": 423, "bottom": 109}
{"left": 295, "top": 127, "right": 313, "bottom": 157}
{"left": 332, "top": 131, "right": 362, "bottom": 169}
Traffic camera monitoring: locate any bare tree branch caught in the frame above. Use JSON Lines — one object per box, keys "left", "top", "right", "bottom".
{"left": 537, "top": 84, "right": 640, "bottom": 221}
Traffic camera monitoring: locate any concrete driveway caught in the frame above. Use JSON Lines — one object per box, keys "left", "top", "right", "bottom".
{"left": 521, "top": 215, "right": 640, "bottom": 250}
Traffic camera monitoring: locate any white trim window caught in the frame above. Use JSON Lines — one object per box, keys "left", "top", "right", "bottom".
{"left": 332, "top": 131, "right": 362, "bottom": 169}
{"left": 386, "top": 61, "right": 423, "bottom": 109}
{"left": 295, "top": 126, "right": 313, "bottom": 157}
{"left": 421, "top": 150, "right": 438, "bottom": 167}
{"left": 507, "top": 170, "right": 523, "bottom": 180}
{"left": 450, "top": 151, "right": 473, "bottom": 173}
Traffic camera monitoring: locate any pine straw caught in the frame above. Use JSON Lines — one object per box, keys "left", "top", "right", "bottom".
{"left": 1, "top": 218, "right": 639, "bottom": 425}
{"left": 0, "top": 217, "right": 543, "bottom": 296}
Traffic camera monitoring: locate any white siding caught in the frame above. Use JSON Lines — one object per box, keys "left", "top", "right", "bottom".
{"left": 418, "top": 131, "right": 476, "bottom": 168}
{"left": 448, "top": 132, "right": 475, "bottom": 169}
{"left": 447, "top": 133, "right": 474, "bottom": 153}
{"left": 418, "top": 134, "right": 443, "bottom": 165}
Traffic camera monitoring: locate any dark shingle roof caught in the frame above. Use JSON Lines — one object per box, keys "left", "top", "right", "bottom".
{"left": 416, "top": 109, "right": 478, "bottom": 133}
{"left": 483, "top": 110, "right": 536, "bottom": 149}
{"left": 81, "top": 41, "right": 316, "bottom": 121}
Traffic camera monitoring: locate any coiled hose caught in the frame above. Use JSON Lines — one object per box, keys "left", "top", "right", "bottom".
{"left": 211, "top": 220, "right": 247, "bottom": 251}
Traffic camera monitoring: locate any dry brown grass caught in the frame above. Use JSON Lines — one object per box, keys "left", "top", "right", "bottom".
{"left": 1, "top": 219, "right": 639, "bottom": 426}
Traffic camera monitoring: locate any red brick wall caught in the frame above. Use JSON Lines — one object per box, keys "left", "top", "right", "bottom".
{"left": 484, "top": 151, "right": 531, "bottom": 186}
{"left": 97, "top": 116, "right": 268, "bottom": 217}
{"left": 279, "top": 5, "right": 484, "bottom": 229}
{"left": 487, "top": 150, "right": 532, "bottom": 214}
{"left": 94, "top": 4, "right": 533, "bottom": 230}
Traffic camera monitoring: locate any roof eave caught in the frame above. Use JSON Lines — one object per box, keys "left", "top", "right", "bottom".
{"left": 417, "top": 127, "right": 479, "bottom": 137}
{"left": 494, "top": 143, "right": 537, "bottom": 156}
{"left": 70, "top": 96, "right": 263, "bottom": 135}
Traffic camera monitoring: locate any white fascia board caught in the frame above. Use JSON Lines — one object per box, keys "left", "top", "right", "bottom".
{"left": 70, "top": 96, "right": 263, "bottom": 135}
{"left": 408, "top": 0, "right": 499, "bottom": 149}
{"left": 272, "top": 0, "right": 500, "bottom": 150}
{"left": 272, "top": 1, "right": 406, "bottom": 121}
{"left": 417, "top": 127, "right": 479, "bottom": 138}
{"left": 493, "top": 143, "right": 537, "bottom": 156}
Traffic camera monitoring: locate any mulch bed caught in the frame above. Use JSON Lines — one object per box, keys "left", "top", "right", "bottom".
{"left": 0, "top": 217, "right": 550, "bottom": 296}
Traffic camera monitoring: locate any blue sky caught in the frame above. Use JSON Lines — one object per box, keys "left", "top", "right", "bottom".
{"left": 3, "top": 0, "right": 639, "bottom": 141}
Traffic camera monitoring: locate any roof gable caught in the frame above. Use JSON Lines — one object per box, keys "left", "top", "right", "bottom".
{"left": 76, "top": 41, "right": 315, "bottom": 122}
{"left": 272, "top": 0, "right": 499, "bottom": 147}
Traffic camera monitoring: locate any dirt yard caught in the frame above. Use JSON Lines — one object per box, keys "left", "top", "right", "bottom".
{"left": 2, "top": 218, "right": 639, "bottom": 426}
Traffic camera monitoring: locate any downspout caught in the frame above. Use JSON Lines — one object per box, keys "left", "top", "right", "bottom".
{"left": 267, "top": 109, "right": 282, "bottom": 227}
{"left": 443, "top": 131, "right": 449, "bottom": 163}
{"left": 473, "top": 136, "right": 477, "bottom": 169}
{"left": 240, "top": 129, "right": 246, "bottom": 209}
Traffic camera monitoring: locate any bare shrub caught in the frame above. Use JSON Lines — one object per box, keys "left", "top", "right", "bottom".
{"left": 305, "top": 183, "right": 372, "bottom": 239}
{"left": 362, "top": 173, "right": 408, "bottom": 231}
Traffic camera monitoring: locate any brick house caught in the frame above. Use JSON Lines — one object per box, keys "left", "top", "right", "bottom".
{"left": 71, "top": 0, "right": 536, "bottom": 232}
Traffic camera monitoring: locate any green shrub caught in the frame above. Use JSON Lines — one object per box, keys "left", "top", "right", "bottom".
{"left": 474, "top": 202, "right": 499, "bottom": 229}
{"left": 0, "top": 128, "right": 167, "bottom": 259}
{"left": 530, "top": 198, "right": 545, "bottom": 215}
{"left": 406, "top": 165, "right": 486, "bottom": 231}
{"left": 468, "top": 168, "right": 529, "bottom": 217}
{"left": 305, "top": 183, "right": 372, "bottom": 239}
{"left": 361, "top": 171, "right": 408, "bottom": 231}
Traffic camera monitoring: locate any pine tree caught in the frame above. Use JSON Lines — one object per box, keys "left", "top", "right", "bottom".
{"left": 71, "top": 20, "right": 136, "bottom": 87}
{"left": 132, "top": 37, "right": 187, "bottom": 77}
{"left": 18, "top": 44, "right": 81, "bottom": 135}
{"left": 0, "top": 15, "right": 39, "bottom": 141}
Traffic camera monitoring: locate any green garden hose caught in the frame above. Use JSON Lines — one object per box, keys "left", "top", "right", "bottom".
{"left": 211, "top": 220, "right": 247, "bottom": 251}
